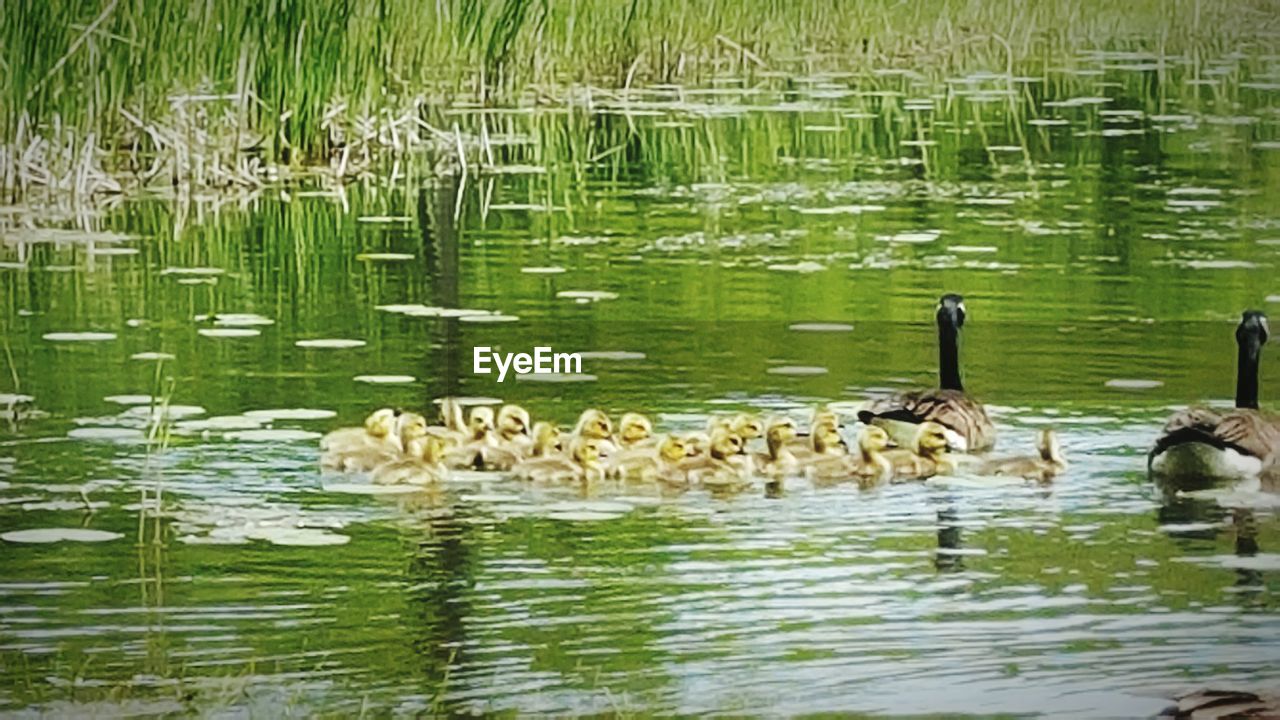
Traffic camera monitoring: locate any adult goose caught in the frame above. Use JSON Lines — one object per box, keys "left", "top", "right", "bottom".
{"left": 1149, "top": 310, "right": 1280, "bottom": 482}
{"left": 857, "top": 293, "right": 997, "bottom": 452}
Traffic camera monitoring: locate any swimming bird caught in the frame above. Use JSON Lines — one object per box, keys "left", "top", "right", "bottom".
{"left": 882, "top": 421, "right": 956, "bottom": 480}
{"left": 444, "top": 406, "right": 500, "bottom": 469}
{"left": 511, "top": 436, "right": 605, "bottom": 483}
{"left": 977, "top": 428, "right": 1068, "bottom": 482}
{"left": 753, "top": 418, "right": 801, "bottom": 477}
{"left": 857, "top": 294, "right": 997, "bottom": 452}
{"left": 609, "top": 434, "right": 690, "bottom": 486}
{"left": 572, "top": 408, "right": 617, "bottom": 455}
{"left": 804, "top": 425, "right": 893, "bottom": 484}
{"left": 681, "top": 428, "right": 753, "bottom": 490}
{"left": 616, "top": 412, "right": 654, "bottom": 449}
{"left": 1150, "top": 311, "right": 1280, "bottom": 483}
{"left": 320, "top": 408, "right": 402, "bottom": 471}
{"left": 372, "top": 434, "right": 451, "bottom": 485}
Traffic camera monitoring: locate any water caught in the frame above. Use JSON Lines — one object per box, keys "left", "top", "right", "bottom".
{"left": 4, "top": 56, "right": 1280, "bottom": 716}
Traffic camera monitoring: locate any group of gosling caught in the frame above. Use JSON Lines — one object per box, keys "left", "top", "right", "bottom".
{"left": 320, "top": 293, "right": 1280, "bottom": 490}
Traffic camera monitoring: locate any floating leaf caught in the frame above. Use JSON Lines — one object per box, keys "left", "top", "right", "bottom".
{"left": 198, "top": 328, "right": 260, "bottom": 338}
{"left": 175, "top": 416, "right": 265, "bottom": 432}
{"left": 212, "top": 313, "right": 273, "bottom": 327}
{"left": 104, "top": 395, "right": 153, "bottom": 405}
{"left": 356, "top": 216, "right": 412, "bottom": 223}
{"left": 2, "top": 528, "right": 123, "bottom": 543}
{"left": 243, "top": 408, "right": 336, "bottom": 421}
{"left": 353, "top": 375, "right": 416, "bottom": 384}
{"left": 767, "top": 365, "right": 828, "bottom": 376}
{"left": 433, "top": 396, "right": 503, "bottom": 407}
{"left": 460, "top": 493, "right": 524, "bottom": 503}
{"left": 520, "top": 266, "right": 566, "bottom": 274}
{"left": 246, "top": 528, "right": 350, "bottom": 546}
{"left": 1105, "top": 379, "right": 1164, "bottom": 390}
{"left": 766, "top": 261, "right": 826, "bottom": 273}
{"left": 515, "top": 373, "right": 597, "bottom": 383}
{"left": 68, "top": 428, "right": 146, "bottom": 441}
{"left": 458, "top": 314, "right": 520, "bottom": 323}
{"left": 296, "top": 339, "right": 365, "bottom": 349}
{"left": 0, "top": 393, "right": 35, "bottom": 404}
{"left": 577, "top": 351, "right": 645, "bottom": 360}
{"left": 556, "top": 290, "right": 618, "bottom": 302}
{"left": 547, "top": 500, "right": 634, "bottom": 514}
{"left": 130, "top": 352, "right": 175, "bottom": 361}
{"left": 789, "top": 323, "right": 853, "bottom": 332}
{"left": 356, "top": 252, "right": 414, "bottom": 261}
{"left": 43, "top": 332, "right": 116, "bottom": 342}
{"left": 224, "top": 429, "right": 321, "bottom": 442}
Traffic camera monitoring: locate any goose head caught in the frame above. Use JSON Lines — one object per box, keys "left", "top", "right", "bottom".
{"left": 1236, "top": 310, "right": 1270, "bottom": 409}
{"left": 937, "top": 293, "right": 967, "bottom": 330}
{"left": 858, "top": 425, "right": 891, "bottom": 455}
{"left": 468, "top": 406, "right": 496, "bottom": 440}
{"left": 731, "top": 414, "right": 765, "bottom": 441}
{"left": 708, "top": 428, "right": 745, "bottom": 460}
{"left": 914, "top": 422, "right": 951, "bottom": 458}
{"left": 396, "top": 412, "right": 429, "bottom": 447}
{"left": 618, "top": 412, "right": 654, "bottom": 447}
{"left": 658, "top": 435, "right": 688, "bottom": 463}
{"left": 569, "top": 436, "right": 603, "bottom": 469}
{"left": 530, "top": 421, "right": 562, "bottom": 456}
{"left": 438, "top": 397, "right": 466, "bottom": 432}
{"left": 575, "top": 409, "right": 613, "bottom": 440}
{"left": 1038, "top": 428, "right": 1067, "bottom": 468}
{"left": 765, "top": 418, "right": 797, "bottom": 456}
{"left": 364, "top": 408, "right": 399, "bottom": 438}
{"left": 496, "top": 404, "right": 531, "bottom": 441}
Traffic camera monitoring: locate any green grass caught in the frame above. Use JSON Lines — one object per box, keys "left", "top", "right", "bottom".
{"left": 2, "top": 0, "right": 1278, "bottom": 189}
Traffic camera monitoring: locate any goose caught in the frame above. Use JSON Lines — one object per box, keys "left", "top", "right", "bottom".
{"left": 753, "top": 418, "right": 801, "bottom": 477}
{"left": 608, "top": 435, "right": 690, "bottom": 486}
{"left": 977, "top": 428, "right": 1067, "bottom": 482}
{"left": 857, "top": 293, "right": 997, "bottom": 452}
{"left": 1149, "top": 311, "right": 1280, "bottom": 483}
{"left": 372, "top": 434, "right": 451, "bottom": 485}
{"left": 882, "top": 421, "right": 957, "bottom": 480}
{"left": 616, "top": 412, "right": 655, "bottom": 449}
{"left": 804, "top": 425, "right": 893, "bottom": 484}
{"left": 511, "top": 436, "right": 605, "bottom": 484}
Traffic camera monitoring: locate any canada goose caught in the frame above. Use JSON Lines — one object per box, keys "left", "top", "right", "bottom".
{"left": 609, "top": 435, "right": 690, "bottom": 486}
{"left": 527, "top": 421, "right": 562, "bottom": 457}
{"left": 496, "top": 404, "right": 531, "bottom": 444}
{"left": 573, "top": 408, "right": 617, "bottom": 455}
{"left": 1150, "top": 311, "right": 1280, "bottom": 483}
{"left": 1157, "top": 689, "right": 1280, "bottom": 719}
{"left": 805, "top": 425, "right": 893, "bottom": 484}
{"left": 320, "top": 408, "right": 400, "bottom": 455}
{"left": 978, "top": 428, "right": 1067, "bottom": 482}
{"left": 681, "top": 428, "right": 753, "bottom": 489}
{"left": 753, "top": 418, "right": 800, "bottom": 477}
{"left": 511, "top": 436, "right": 605, "bottom": 483}
{"left": 857, "top": 294, "right": 997, "bottom": 452}
{"left": 790, "top": 415, "right": 847, "bottom": 463}
{"left": 444, "top": 406, "right": 499, "bottom": 469}
{"left": 617, "top": 412, "right": 654, "bottom": 449}
{"left": 320, "top": 408, "right": 406, "bottom": 472}
{"left": 882, "top": 421, "right": 956, "bottom": 480}
{"left": 372, "top": 434, "right": 451, "bottom": 485}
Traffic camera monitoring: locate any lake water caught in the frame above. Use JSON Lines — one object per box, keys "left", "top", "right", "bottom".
{"left": 3, "top": 54, "right": 1280, "bottom": 716}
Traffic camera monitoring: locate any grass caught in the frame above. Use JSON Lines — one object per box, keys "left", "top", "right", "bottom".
{"left": 2, "top": 0, "right": 1278, "bottom": 206}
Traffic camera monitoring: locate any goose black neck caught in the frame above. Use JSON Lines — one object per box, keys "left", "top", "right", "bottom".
{"left": 938, "top": 322, "right": 963, "bottom": 392}
{"left": 1236, "top": 335, "right": 1262, "bottom": 409}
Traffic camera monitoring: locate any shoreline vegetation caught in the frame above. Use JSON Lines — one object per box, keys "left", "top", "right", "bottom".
{"left": 2, "top": 0, "right": 1280, "bottom": 217}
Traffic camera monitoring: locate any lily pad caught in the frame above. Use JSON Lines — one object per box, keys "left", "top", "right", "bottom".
{"left": 211, "top": 313, "right": 273, "bottom": 327}
{"left": 198, "top": 328, "right": 260, "bottom": 338}
{"left": 556, "top": 290, "right": 619, "bottom": 302}
{"left": 224, "top": 429, "right": 321, "bottom": 442}
{"left": 789, "top": 323, "right": 853, "bottom": 332}
{"left": 121, "top": 405, "right": 205, "bottom": 420}
{"left": 515, "top": 373, "right": 597, "bottom": 383}
{"left": 767, "top": 365, "right": 829, "bottom": 376}
{"left": 547, "top": 500, "right": 634, "bottom": 514}
{"left": 577, "top": 351, "right": 645, "bottom": 360}
{"left": 766, "top": 262, "right": 826, "bottom": 273}
{"left": 68, "top": 428, "right": 147, "bottom": 441}
{"left": 356, "top": 252, "right": 414, "bottom": 261}
{"left": 0, "top": 393, "right": 35, "bottom": 404}
{"left": 1105, "top": 379, "right": 1164, "bottom": 390}
{"left": 130, "top": 352, "right": 175, "bottom": 361}
{"left": 43, "top": 332, "right": 116, "bottom": 342}
{"left": 296, "top": 339, "right": 366, "bottom": 349}
{"left": 458, "top": 314, "right": 520, "bottom": 323}
{"left": 521, "top": 266, "right": 566, "bottom": 274}
{"left": 175, "top": 416, "right": 265, "bottom": 432}
{"left": 104, "top": 395, "right": 154, "bottom": 405}
{"left": 460, "top": 493, "right": 524, "bottom": 503}
{"left": 353, "top": 375, "right": 416, "bottom": 385}
{"left": 433, "top": 396, "right": 503, "bottom": 407}
{"left": 243, "top": 408, "right": 336, "bottom": 421}
{"left": 2, "top": 528, "right": 124, "bottom": 543}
